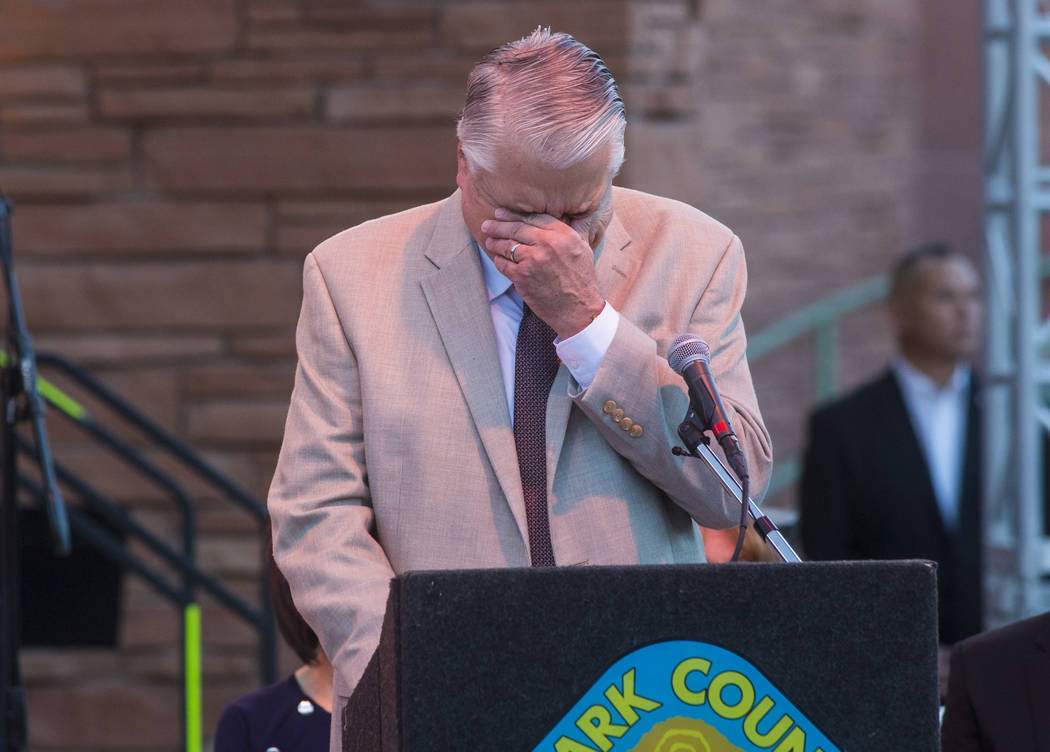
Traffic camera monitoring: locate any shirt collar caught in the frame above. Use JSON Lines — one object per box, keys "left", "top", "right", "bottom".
{"left": 892, "top": 356, "right": 971, "bottom": 397}
{"left": 475, "top": 241, "right": 515, "bottom": 303}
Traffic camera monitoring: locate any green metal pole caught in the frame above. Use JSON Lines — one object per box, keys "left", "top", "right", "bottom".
{"left": 184, "top": 604, "right": 202, "bottom": 752}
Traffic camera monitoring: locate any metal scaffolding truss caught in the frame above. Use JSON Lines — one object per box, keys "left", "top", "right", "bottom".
{"left": 983, "top": 0, "right": 1050, "bottom": 625}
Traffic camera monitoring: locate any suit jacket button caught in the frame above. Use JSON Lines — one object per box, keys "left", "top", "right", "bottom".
{"left": 629, "top": 424, "right": 643, "bottom": 438}
{"left": 603, "top": 400, "right": 617, "bottom": 414}
{"left": 619, "top": 417, "right": 634, "bottom": 431}
{"left": 611, "top": 408, "right": 625, "bottom": 423}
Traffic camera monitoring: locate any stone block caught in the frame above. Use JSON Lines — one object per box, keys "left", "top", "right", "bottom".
{"left": 199, "top": 507, "right": 264, "bottom": 535}
{"left": 93, "top": 61, "right": 208, "bottom": 84}
{"left": 303, "top": 3, "right": 434, "bottom": 28}
{"left": 21, "top": 649, "right": 123, "bottom": 684}
{"left": 186, "top": 399, "right": 291, "bottom": 446}
{"left": 185, "top": 364, "right": 295, "bottom": 398}
{"left": 326, "top": 81, "right": 464, "bottom": 122}
{"left": 248, "top": 0, "right": 301, "bottom": 22}
{"left": 0, "top": 165, "right": 135, "bottom": 198}
{"left": 38, "top": 445, "right": 180, "bottom": 506}
{"left": 12, "top": 201, "right": 269, "bottom": 256}
{"left": 621, "top": 82, "right": 698, "bottom": 117}
{"left": 0, "top": 0, "right": 237, "bottom": 60}
{"left": 129, "top": 647, "right": 257, "bottom": 681}
{"left": 275, "top": 221, "right": 351, "bottom": 257}
{"left": 17, "top": 260, "right": 302, "bottom": 330}
{"left": 372, "top": 56, "right": 475, "bottom": 82}
{"left": 144, "top": 126, "right": 456, "bottom": 194}
{"left": 622, "top": 120, "right": 704, "bottom": 209}
{"left": 198, "top": 535, "right": 264, "bottom": 577}
{"left": 277, "top": 197, "right": 425, "bottom": 224}
{"left": 98, "top": 85, "right": 316, "bottom": 121}
{"left": 274, "top": 196, "right": 463, "bottom": 256}
{"left": 57, "top": 442, "right": 265, "bottom": 508}
{"left": 911, "top": 150, "right": 982, "bottom": 259}
{"left": 1, "top": 127, "right": 132, "bottom": 163}
{"left": 27, "top": 681, "right": 181, "bottom": 749}
{"left": 230, "top": 332, "right": 298, "bottom": 360}
{"left": 121, "top": 599, "right": 261, "bottom": 650}
{"left": 126, "top": 649, "right": 183, "bottom": 682}
{"left": 188, "top": 449, "right": 272, "bottom": 504}
{"left": 624, "top": 10, "right": 704, "bottom": 79}
{"left": 33, "top": 333, "right": 224, "bottom": 366}
{"left": 0, "top": 103, "right": 89, "bottom": 125}
{"left": 210, "top": 58, "right": 368, "bottom": 83}
{"left": 439, "top": 2, "right": 631, "bottom": 51}
{"left": 245, "top": 27, "right": 430, "bottom": 54}
{"left": 0, "top": 64, "right": 86, "bottom": 99}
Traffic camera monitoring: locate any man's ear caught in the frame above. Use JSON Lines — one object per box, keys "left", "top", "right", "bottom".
{"left": 455, "top": 144, "right": 469, "bottom": 189}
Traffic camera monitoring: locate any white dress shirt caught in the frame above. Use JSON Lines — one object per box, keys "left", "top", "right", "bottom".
{"left": 892, "top": 357, "right": 971, "bottom": 530}
{"left": 476, "top": 243, "right": 619, "bottom": 423}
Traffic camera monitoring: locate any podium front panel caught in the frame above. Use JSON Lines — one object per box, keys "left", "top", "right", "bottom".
{"left": 346, "top": 561, "right": 938, "bottom": 751}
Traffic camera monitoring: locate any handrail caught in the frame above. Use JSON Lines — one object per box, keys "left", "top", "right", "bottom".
{"left": 35, "top": 352, "right": 265, "bottom": 517}
{"left": 748, "top": 274, "right": 889, "bottom": 367}
{"left": 747, "top": 273, "right": 891, "bottom": 501}
{"left": 8, "top": 350, "right": 277, "bottom": 752}
{"left": 18, "top": 473, "right": 188, "bottom": 606}
{"left": 16, "top": 439, "right": 267, "bottom": 625}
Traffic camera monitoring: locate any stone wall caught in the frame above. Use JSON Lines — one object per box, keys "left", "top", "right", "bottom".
{"left": 0, "top": 1, "right": 976, "bottom": 749}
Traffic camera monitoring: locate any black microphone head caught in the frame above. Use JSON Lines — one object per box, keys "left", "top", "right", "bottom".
{"left": 667, "top": 334, "right": 711, "bottom": 374}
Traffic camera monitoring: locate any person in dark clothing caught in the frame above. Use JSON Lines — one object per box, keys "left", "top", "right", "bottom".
{"left": 799, "top": 244, "right": 983, "bottom": 695}
{"left": 940, "top": 610, "right": 1050, "bottom": 750}
{"left": 214, "top": 523, "right": 334, "bottom": 752}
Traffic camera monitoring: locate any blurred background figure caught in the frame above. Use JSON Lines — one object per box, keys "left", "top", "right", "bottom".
{"left": 940, "top": 608, "right": 1050, "bottom": 750}
{"left": 214, "top": 522, "right": 333, "bottom": 752}
{"left": 798, "top": 243, "right": 983, "bottom": 688}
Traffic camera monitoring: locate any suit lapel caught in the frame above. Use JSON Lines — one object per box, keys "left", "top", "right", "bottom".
{"left": 546, "top": 209, "right": 638, "bottom": 491}
{"left": 593, "top": 210, "right": 640, "bottom": 311}
{"left": 419, "top": 193, "right": 529, "bottom": 538}
{"left": 958, "top": 378, "right": 982, "bottom": 553}
{"left": 883, "top": 370, "right": 949, "bottom": 540}
{"left": 1028, "top": 621, "right": 1050, "bottom": 749}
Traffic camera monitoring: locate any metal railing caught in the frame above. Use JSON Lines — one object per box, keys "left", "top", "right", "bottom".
{"left": 6, "top": 351, "right": 276, "bottom": 752}
{"left": 747, "top": 273, "right": 890, "bottom": 499}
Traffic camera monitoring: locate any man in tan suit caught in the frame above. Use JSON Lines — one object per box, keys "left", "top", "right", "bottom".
{"left": 268, "top": 28, "right": 772, "bottom": 749}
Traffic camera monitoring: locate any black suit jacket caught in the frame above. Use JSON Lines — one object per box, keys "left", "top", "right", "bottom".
{"left": 799, "top": 368, "right": 982, "bottom": 644}
{"left": 940, "top": 610, "right": 1050, "bottom": 751}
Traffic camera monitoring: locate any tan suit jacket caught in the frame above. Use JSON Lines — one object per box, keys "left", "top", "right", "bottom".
{"left": 267, "top": 187, "right": 772, "bottom": 749}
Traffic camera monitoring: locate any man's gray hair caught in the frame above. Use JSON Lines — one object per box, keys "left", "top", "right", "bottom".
{"left": 457, "top": 28, "right": 626, "bottom": 175}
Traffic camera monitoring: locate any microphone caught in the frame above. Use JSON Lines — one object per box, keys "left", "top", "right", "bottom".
{"left": 667, "top": 334, "right": 748, "bottom": 481}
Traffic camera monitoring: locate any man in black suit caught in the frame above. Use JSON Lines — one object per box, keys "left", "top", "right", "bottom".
{"left": 799, "top": 244, "right": 984, "bottom": 653}
{"left": 940, "top": 610, "right": 1050, "bottom": 750}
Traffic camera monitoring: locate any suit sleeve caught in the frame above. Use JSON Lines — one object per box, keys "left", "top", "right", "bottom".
{"left": 799, "top": 406, "right": 857, "bottom": 560}
{"left": 268, "top": 252, "right": 395, "bottom": 698}
{"left": 569, "top": 234, "right": 772, "bottom": 529}
{"left": 939, "top": 641, "right": 983, "bottom": 751}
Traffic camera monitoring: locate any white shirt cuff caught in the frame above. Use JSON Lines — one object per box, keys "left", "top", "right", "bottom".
{"left": 554, "top": 302, "right": 619, "bottom": 389}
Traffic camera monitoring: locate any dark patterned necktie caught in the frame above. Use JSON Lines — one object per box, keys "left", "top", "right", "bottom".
{"left": 513, "top": 304, "right": 559, "bottom": 567}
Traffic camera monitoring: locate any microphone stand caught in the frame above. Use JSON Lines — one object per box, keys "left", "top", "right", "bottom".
{"left": 674, "top": 409, "right": 801, "bottom": 563}
{"left": 1, "top": 191, "right": 70, "bottom": 752}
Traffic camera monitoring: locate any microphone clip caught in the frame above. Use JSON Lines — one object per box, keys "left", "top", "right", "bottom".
{"left": 674, "top": 408, "right": 711, "bottom": 458}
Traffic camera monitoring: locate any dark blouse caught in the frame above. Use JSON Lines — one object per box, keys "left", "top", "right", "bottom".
{"left": 214, "top": 674, "right": 331, "bottom": 752}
